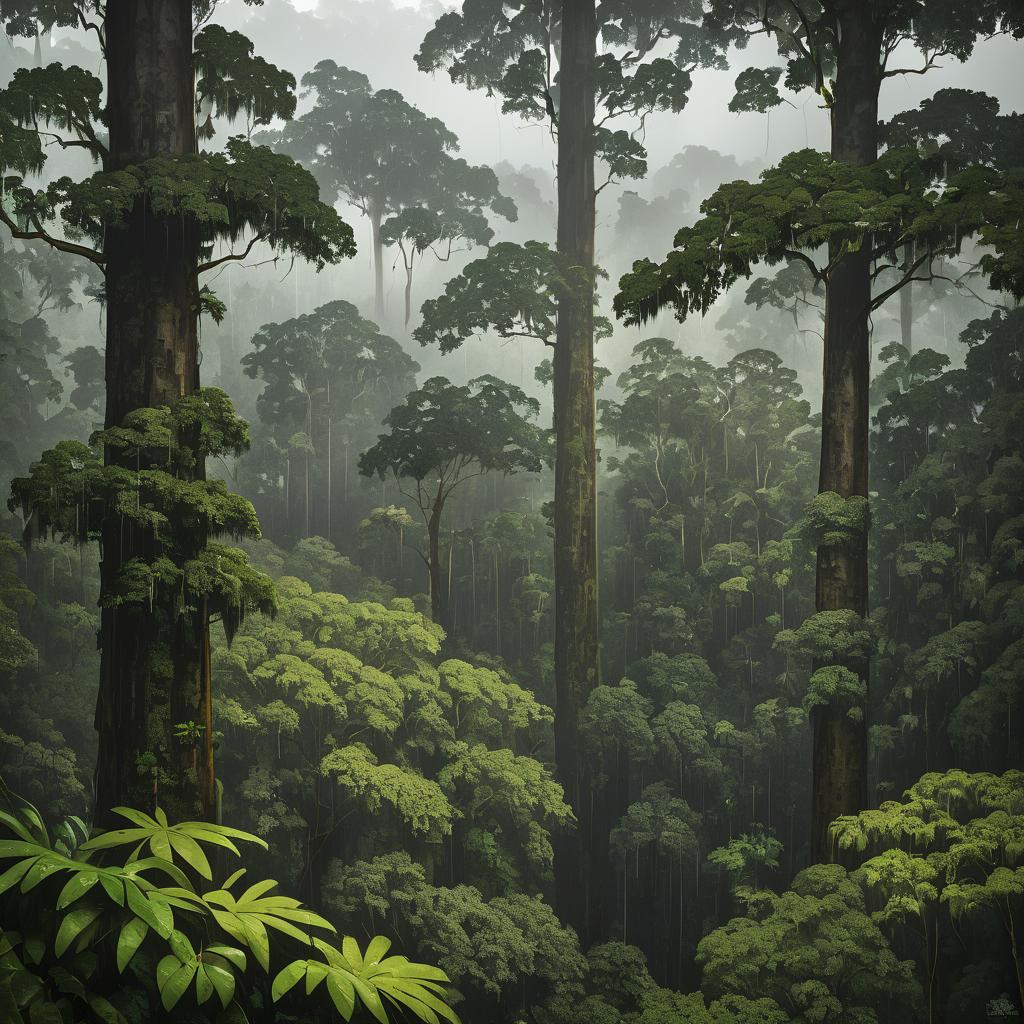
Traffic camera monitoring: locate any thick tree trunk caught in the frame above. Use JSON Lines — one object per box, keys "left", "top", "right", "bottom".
{"left": 94, "top": 0, "right": 211, "bottom": 825}
{"left": 552, "top": 0, "right": 601, "bottom": 943}
{"left": 811, "top": 1, "right": 880, "bottom": 863}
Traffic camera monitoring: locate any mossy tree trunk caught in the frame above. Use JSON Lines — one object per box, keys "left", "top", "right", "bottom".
{"left": 811, "top": 0, "right": 880, "bottom": 863}
{"left": 95, "top": 0, "right": 212, "bottom": 825}
{"left": 552, "top": 0, "right": 602, "bottom": 943}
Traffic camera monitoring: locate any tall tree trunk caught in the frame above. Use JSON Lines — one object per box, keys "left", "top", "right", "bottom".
{"left": 900, "top": 241, "right": 913, "bottom": 354}
{"left": 369, "top": 200, "right": 385, "bottom": 323}
{"left": 811, "top": 0, "right": 880, "bottom": 863}
{"left": 428, "top": 496, "right": 447, "bottom": 634}
{"left": 552, "top": 0, "right": 601, "bottom": 942}
{"left": 95, "top": 0, "right": 211, "bottom": 825}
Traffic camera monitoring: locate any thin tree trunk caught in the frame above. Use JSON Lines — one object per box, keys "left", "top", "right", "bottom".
{"left": 811, "top": 0, "right": 879, "bottom": 863}
{"left": 428, "top": 495, "right": 447, "bottom": 634}
{"left": 552, "top": 0, "right": 601, "bottom": 943}
{"left": 369, "top": 200, "right": 385, "bottom": 323}
{"left": 900, "top": 241, "right": 913, "bottom": 355}
{"left": 95, "top": 0, "right": 211, "bottom": 825}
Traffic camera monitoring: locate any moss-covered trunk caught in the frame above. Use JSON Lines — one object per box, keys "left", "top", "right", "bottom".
{"left": 94, "top": 0, "right": 211, "bottom": 825}
{"left": 811, "top": 0, "right": 880, "bottom": 862}
{"left": 552, "top": 0, "right": 601, "bottom": 942}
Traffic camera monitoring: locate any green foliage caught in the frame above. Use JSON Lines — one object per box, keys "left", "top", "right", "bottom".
{"left": 269, "top": 59, "right": 514, "bottom": 317}
{"left": 194, "top": 24, "right": 297, "bottom": 137}
{"left": 696, "top": 864, "right": 923, "bottom": 1022}
{"left": 706, "top": 826, "right": 782, "bottom": 888}
{"left": 8, "top": 391, "right": 275, "bottom": 640}
{"left": 788, "top": 492, "right": 869, "bottom": 550}
{"left": 774, "top": 610, "right": 874, "bottom": 665}
{"left": 614, "top": 147, "right": 1024, "bottom": 327}
{"left": 322, "top": 744, "right": 453, "bottom": 841}
{"left": 0, "top": 784, "right": 456, "bottom": 1024}
{"left": 416, "top": 0, "right": 728, "bottom": 183}
{"left": 324, "top": 853, "right": 584, "bottom": 1017}
{"left": 415, "top": 240, "right": 611, "bottom": 353}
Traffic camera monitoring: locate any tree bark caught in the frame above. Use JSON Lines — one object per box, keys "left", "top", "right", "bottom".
{"left": 427, "top": 494, "right": 447, "bottom": 635}
{"left": 552, "top": 0, "right": 601, "bottom": 942}
{"left": 95, "top": 0, "right": 212, "bottom": 825}
{"left": 900, "top": 241, "right": 914, "bottom": 355}
{"left": 811, "top": 0, "right": 880, "bottom": 863}
{"left": 369, "top": 200, "right": 385, "bottom": 323}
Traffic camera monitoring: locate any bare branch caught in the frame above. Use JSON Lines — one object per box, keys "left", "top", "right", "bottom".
{"left": 0, "top": 208, "right": 105, "bottom": 266}
{"left": 197, "top": 234, "right": 267, "bottom": 274}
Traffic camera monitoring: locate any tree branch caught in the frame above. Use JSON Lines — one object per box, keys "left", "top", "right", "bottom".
{"left": 197, "top": 233, "right": 267, "bottom": 274}
{"left": 0, "top": 208, "right": 105, "bottom": 265}
{"left": 781, "top": 248, "right": 826, "bottom": 283}
{"left": 37, "top": 131, "right": 108, "bottom": 160}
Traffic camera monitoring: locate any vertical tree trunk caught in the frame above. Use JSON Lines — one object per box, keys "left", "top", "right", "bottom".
{"left": 552, "top": 0, "right": 601, "bottom": 943}
{"left": 900, "top": 241, "right": 913, "bottom": 355}
{"left": 428, "top": 496, "right": 447, "bottom": 635}
{"left": 95, "top": 0, "right": 212, "bottom": 825}
{"left": 369, "top": 200, "right": 385, "bottom": 323}
{"left": 811, "top": 1, "right": 880, "bottom": 862}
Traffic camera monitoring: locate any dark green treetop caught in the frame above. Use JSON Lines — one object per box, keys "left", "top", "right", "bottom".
{"left": 360, "top": 376, "right": 547, "bottom": 498}
{"left": 416, "top": 0, "right": 738, "bottom": 187}
{"left": 0, "top": 2, "right": 353, "bottom": 277}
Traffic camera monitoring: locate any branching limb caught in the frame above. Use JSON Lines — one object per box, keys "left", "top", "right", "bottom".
{"left": 0, "top": 208, "right": 105, "bottom": 265}
{"left": 197, "top": 233, "right": 268, "bottom": 274}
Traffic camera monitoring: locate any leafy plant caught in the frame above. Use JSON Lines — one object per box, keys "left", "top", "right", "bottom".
{"left": 0, "top": 783, "right": 457, "bottom": 1023}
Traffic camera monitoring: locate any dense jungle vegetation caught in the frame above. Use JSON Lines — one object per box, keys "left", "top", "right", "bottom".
{"left": 0, "top": 1, "right": 1022, "bottom": 1022}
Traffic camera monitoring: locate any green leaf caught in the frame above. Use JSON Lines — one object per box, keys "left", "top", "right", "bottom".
{"left": 327, "top": 972, "right": 356, "bottom": 1019}
{"left": 20, "top": 856, "right": 61, "bottom": 892}
{"left": 244, "top": 919, "right": 271, "bottom": 972}
{"left": 99, "top": 875, "right": 125, "bottom": 906}
{"left": 157, "top": 954, "right": 180, "bottom": 991}
{"left": 364, "top": 935, "right": 391, "bottom": 965}
{"left": 350, "top": 973, "right": 389, "bottom": 1024}
{"left": 0, "top": 841, "right": 45, "bottom": 859}
{"left": 161, "top": 960, "right": 197, "bottom": 1011}
{"left": 222, "top": 868, "right": 246, "bottom": 889}
{"left": 204, "top": 962, "right": 236, "bottom": 1009}
{"left": 125, "top": 880, "right": 172, "bottom": 938}
{"left": 0, "top": 811, "right": 35, "bottom": 843}
{"left": 0, "top": 857, "right": 36, "bottom": 897}
{"left": 79, "top": 828, "right": 151, "bottom": 852}
{"left": 271, "top": 960, "right": 306, "bottom": 1001}
{"left": 341, "top": 936, "right": 363, "bottom": 972}
{"left": 57, "top": 871, "right": 99, "bottom": 909}
{"left": 116, "top": 918, "right": 149, "bottom": 973}
{"left": 29, "top": 1002, "right": 63, "bottom": 1024}
{"left": 168, "top": 929, "right": 195, "bottom": 964}
{"left": 305, "top": 960, "right": 329, "bottom": 994}
{"left": 55, "top": 906, "right": 104, "bottom": 958}
{"left": 195, "top": 964, "right": 215, "bottom": 1006}
{"left": 205, "top": 944, "right": 246, "bottom": 971}
{"left": 86, "top": 995, "right": 125, "bottom": 1024}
